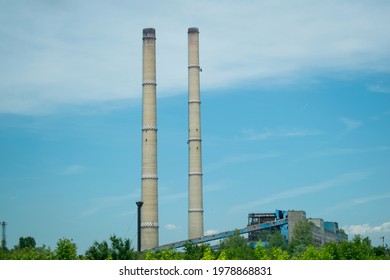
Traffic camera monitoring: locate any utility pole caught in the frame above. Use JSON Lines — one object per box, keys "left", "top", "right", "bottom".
{"left": 1, "top": 221, "right": 6, "bottom": 249}
{"left": 380, "top": 236, "right": 385, "bottom": 247}
{"left": 136, "top": 201, "right": 144, "bottom": 252}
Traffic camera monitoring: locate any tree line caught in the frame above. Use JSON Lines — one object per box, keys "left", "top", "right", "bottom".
{"left": 1, "top": 221, "right": 389, "bottom": 260}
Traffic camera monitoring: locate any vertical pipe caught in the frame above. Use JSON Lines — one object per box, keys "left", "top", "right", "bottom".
{"left": 1, "top": 221, "right": 6, "bottom": 249}
{"left": 141, "top": 28, "right": 159, "bottom": 250}
{"left": 188, "top": 27, "right": 204, "bottom": 239}
{"left": 136, "top": 201, "right": 144, "bottom": 252}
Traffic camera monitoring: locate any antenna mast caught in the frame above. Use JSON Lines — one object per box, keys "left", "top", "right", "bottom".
{"left": 1, "top": 221, "right": 6, "bottom": 249}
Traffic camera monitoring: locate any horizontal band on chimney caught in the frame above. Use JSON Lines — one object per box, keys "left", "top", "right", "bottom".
{"left": 142, "top": 124, "right": 157, "bottom": 131}
{"left": 142, "top": 173, "right": 158, "bottom": 179}
{"left": 142, "top": 80, "right": 157, "bottom": 85}
{"left": 141, "top": 222, "right": 159, "bottom": 228}
{"left": 189, "top": 172, "right": 203, "bottom": 176}
{"left": 189, "top": 208, "right": 204, "bottom": 213}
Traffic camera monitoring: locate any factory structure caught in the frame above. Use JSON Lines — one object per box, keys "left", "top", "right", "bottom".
{"left": 248, "top": 210, "right": 348, "bottom": 247}
{"left": 138, "top": 27, "right": 347, "bottom": 251}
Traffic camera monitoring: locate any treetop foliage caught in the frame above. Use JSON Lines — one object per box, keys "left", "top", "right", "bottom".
{"left": 0, "top": 233, "right": 389, "bottom": 260}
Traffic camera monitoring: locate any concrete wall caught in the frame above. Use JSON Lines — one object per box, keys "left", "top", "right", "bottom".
{"left": 287, "top": 210, "right": 306, "bottom": 243}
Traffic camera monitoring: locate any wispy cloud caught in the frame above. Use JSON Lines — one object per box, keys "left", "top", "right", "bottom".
{"left": 311, "top": 146, "right": 390, "bottom": 157}
{"left": 205, "top": 229, "right": 219, "bottom": 235}
{"left": 243, "top": 128, "right": 322, "bottom": 141}
{"left": 1, "top": 1, "right": 389, "bottom": 114}
{"left": 60, "top": 164, "right": 87, "bottom": 175}
{"left": 206, "top": 152, "right": 281, "bottom": 171}
{"left": 340, "top": 117, "right": 362, "bottom": 134}
{"left": 160, "top": 192, "right": 187, "bottom": 204}
{"left": 343, "top": 221, "right": 390, "bottom": 235}
{"left": 324, "top": 192, "right": 390, "bottom": 214}
{"left": 79, "top": 207, "right": 99, "bottom": 219}
{"left": 94, "top": 193, "right": 139, "bottom": 204}
{"left": 164, "top": 224, "right": 182, "bottom": 232}
{"left": 77, "top": 192, "right": 139, "bottom": 219}
{"left": 352, "top": 192, "right": 390, "bottom": 205}
{"left": 371, "top": 110, "right": 390, "bottom": 121}
{"left": 231, "top": 171, "right": 370, "bottom": 213}
{"left": 204, "top": 181, "right": 229, "bottom": 193}
{"left": 368, "top": 84, "right": 390, "bottom": 94}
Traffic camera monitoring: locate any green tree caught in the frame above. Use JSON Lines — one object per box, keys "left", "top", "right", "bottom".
{"left": 200, "top": 247, "right": 215, "bottom": 260}
{"left": 109, "top": 235, "right": 137, "bottom": 260}
{"left": 321, "top": 235, "right": 376, "bottom": 260}
{"left": 254, "top": 243, "right": 270, "bottom": 260}
{"left": 18, "top": 236, "right": 36, "bottom": 249}
{"left": 183, "top": 242, "right": 211, "bottom": 260}
{"left": 267, "top": 232, "right": 287, "bottom": 250}
{"left": 296, "top": 245, "right": 333, "bottom": 260}
{"left": 0, "top": 247, "right": 10, "bottom": 259}
{"left": 85, "top": 240, "right": 110, "bottom": 260}
{"left": 289, "top": 220, "right": 314, "bottom": 256}
{"left": 85, "top": 235, "right": 137, "bottom": 260}
{"left": 218, "top": 231, "right": 256, "bottom": 260}
{"left": 144, "top": 247, "right": 183, "bottom": 260}
{"left": 268, "top": 247, "right": 289, "bottom": 260}
{"left": 6, "top": 246, "right": 54, "bottom": 260}
{"left": 216, "top": 250, "right": 228, "bottom": 260}
{"left": 54, "top": 238, "right": 78, "bottom": 260}
{"left": 338, "top": 235, "right": 375, "bottom": 260}
{"left": 373, "top": 244, "right": 390, "bottom": 259}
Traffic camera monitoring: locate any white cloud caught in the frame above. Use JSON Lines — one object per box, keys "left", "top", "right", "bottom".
{"left": 231, "top": 171, "right": 371, "bottom": 213}
{"left": 1, "top": 0, "right": 390, "bottom": 114}
{"left": 94, "top": 193, "right": 139, "bottom": 204}
{"left": 206, "top": 152, "right": 281, "bottom": 171}
{"left": 340, "top": 117, "right": 362, "bottom": 133}
{"left": 164, "top": 224, "right": 178, "bottom": 231}
{"left": 203, "top": 181, "right": 229, "bottom": 193}
{"left": 79, "top": 207, "right": 99, "bottom": 219}
{"left": 160, "top": 192, "right": 187, "bottom": 204}
{"left": 352, "top": 193, "right": 390, "bottom": 204}
{"left": 164, "top": 224, "right": 182, "bottom": 232}
{"left": 344, "top": 222, "right": 390, "bottom": 235}
{"left": 243, "top": 128, "right": 323, "bottom": 141}
{"left": 368, "top": 84, "right": 390, "bottom": 94}
{"left": 60, "top": 164, "right": 87, "bottom": 175}
{"left": 205, "top": 229, "right": 219, "bottom": 235}
{"left": 312, "top": 146, "right": 390, "bottom": 157}
{"left": 324, "top": 192, "right": 390, "bottom": 214}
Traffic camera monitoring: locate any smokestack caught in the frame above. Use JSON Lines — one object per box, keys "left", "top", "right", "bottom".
{"left": 188, "top": 27, "right": 204, "bottom": 239}
{"left": 141, "top": 28, "right": 158, "bottom": 250}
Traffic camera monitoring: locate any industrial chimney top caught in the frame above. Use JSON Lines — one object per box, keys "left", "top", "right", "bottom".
{"left": 143, "top": 28, "right": 156, "bottom": 39}
{"left": 188, "top": 27, "right": 199, "bottom": 34}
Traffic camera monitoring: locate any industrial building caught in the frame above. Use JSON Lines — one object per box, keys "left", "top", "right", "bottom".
{"left": 145, "top": 209, "right": 347, "bottom": 251}
{"left": 248, "top": 210, "right": 348, "bottom": 246}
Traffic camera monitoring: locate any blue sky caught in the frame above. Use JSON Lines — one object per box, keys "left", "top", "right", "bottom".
{"left": 1, "top": 0, "right": 390, "bottom": 253}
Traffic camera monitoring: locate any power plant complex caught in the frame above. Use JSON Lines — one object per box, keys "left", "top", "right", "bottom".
{"left": 138, "top": 27, "right": 347, "bottom": 251}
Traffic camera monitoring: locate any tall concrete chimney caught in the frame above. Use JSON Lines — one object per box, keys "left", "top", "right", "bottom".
{"left": 141, "top": 28, "right": 158, "bottom": 250}
{"left": 188, "top": 27, "right": 204, "bottom": 239}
